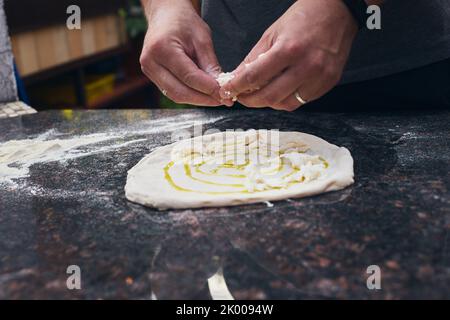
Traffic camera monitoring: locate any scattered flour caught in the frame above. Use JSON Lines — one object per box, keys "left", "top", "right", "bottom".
{"left": 0, "top": 113, "right": 224, "bottom": 185}
{"left": 0, "top": 133, "right": 125, "bottom": 183}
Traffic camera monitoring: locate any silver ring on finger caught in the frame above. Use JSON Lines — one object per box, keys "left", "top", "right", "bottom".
{"left": 295, "top": 91, "right": 308, "bottom": 105}
{"left": 162, "top": 89, "right": 168, "bottom": 97}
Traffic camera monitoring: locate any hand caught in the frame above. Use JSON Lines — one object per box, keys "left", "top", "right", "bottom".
{"left": 140, "top": 0, "right": 231, "bottom": 106}
{"left": 220, "top": 0, "right": 358, "bottom": 111}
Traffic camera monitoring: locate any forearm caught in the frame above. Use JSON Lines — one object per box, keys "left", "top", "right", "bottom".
{"left": 139, "top": 0, "right": 150, "bottom": 13}
{"left": 140, "top": 0, "right": 195, "bottom": 17}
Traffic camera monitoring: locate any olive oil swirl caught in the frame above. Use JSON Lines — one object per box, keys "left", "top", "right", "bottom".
{"left": 164, "top": 150, "right": 329, "bottom": 194}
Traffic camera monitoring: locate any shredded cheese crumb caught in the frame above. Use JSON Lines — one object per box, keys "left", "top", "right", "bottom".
{"left": 216, "top": 72, "right": 235, "bottom": 87}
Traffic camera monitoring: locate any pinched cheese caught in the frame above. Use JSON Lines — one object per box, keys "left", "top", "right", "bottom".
{"left": 216, "top": 73, "right": 235, "bottom": 87}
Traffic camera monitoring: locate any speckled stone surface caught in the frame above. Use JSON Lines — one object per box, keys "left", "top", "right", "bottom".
{"left": 0, "top": 109, "right": 449, "bottom": 299}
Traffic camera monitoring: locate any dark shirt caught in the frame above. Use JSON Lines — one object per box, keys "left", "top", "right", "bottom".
{"left": 202, "top": 0, "right": 450, "bottom": 84}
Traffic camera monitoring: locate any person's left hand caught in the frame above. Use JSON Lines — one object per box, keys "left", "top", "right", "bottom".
{"left": 219, "top": 0, "right": 358, "bottom": 111}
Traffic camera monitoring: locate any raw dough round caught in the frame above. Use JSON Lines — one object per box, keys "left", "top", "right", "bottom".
{"left": 125, "top": 130, "right": 354, "bottom": 209}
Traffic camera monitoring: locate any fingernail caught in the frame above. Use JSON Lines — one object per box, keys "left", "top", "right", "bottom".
{"left": 221, "top": 99, "right": 234, "bottom": 107}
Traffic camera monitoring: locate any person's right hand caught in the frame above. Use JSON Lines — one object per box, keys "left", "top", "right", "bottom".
{"left": 140, "top": 0, "right": 229, "bottom": 106}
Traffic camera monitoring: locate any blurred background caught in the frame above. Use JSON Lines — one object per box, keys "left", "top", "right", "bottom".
{"left": 5, "top": 0, "right": 201, "bottom": 110}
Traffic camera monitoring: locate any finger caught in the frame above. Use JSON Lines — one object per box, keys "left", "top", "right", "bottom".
{"left": 238, "top": 30, "right": 274, "bottom": 71}
{"left": 220, "top": 42, "right": 288, "bottom": 99}
{"left": 237, "top": 67, "right": 303, "bottom": 108}
{"left": 142, "top": 63, "right": 222, "bottom": 107}
{"left": 193, "top": 35, "right": 222, "bottom": 78}
{"left": 157, "top": 46, "right": 222, "bottom": 101}
{"left": 273, "top": 86, "right": 313, "bottom": 111}
{"left": 192, "top": 38, "right": 234, "bottom": 106}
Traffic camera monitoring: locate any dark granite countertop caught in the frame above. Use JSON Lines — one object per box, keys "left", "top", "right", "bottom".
{"left": 0, "top": 109, "right": 449, "bottom": 299}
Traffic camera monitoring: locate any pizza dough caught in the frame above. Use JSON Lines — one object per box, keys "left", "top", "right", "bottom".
{"left": 125, "top": 130, "right": 354, "bottom": 209}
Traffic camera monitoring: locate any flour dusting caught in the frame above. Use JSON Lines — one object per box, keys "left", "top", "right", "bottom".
{"left": 0, "top": 113, "right": 223, "bottom": 185}
{"left": 0, "top": 133, "right": 127, "bottom": 183}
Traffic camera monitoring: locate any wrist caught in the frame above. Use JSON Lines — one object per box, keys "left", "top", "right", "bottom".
{"left": 329, "top": 0, "right": 359, "bottom": 37}
{"left": 146, "top": 0, "right": 195, "bottom": 18}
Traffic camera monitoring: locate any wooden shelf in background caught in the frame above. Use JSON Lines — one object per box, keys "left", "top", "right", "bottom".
{"left": 22, "top": 44, "right": 130, "bottom": 86}
{"left": 5, "top": 0, "right": 127, "bottom": 35}
{"left": 87, "top": 75, "right": 151, "bottom": 109}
